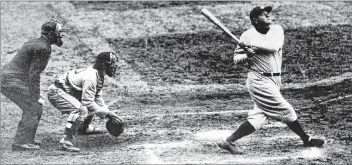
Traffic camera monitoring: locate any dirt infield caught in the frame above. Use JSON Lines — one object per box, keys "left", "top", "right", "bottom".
{"left": 1, "top": 1, "right": 352, "bottom": 164}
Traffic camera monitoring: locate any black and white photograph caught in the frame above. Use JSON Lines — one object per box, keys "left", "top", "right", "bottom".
{"left": 1, "top": 1, "right": 351, "bottom": 164}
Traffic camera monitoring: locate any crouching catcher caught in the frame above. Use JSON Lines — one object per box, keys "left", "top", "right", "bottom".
{"left": 48, "top": 52, "right": 121, "bottom": 152}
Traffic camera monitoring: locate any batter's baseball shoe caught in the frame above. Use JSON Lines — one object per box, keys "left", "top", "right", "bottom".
{"left": 59, "top": 138, "right": 80, "bottom": 152}
{"left": 77, "top": 125, "right": 107, "bottom": 135}
{"left": 304, "top": 137, "right": 324, "bottom": 147}
{"left": 217, "top": 140, "right": 244, "bottom": 155}
{"left": 12, "top": 143, "right": 40, "bottom": 151}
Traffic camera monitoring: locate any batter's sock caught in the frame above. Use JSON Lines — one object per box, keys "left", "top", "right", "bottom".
{"left": 226, "top": 120, "right": 255, "bottom": 142}
{"left": 287, "top": 120, "right": 310, "bottom": 143}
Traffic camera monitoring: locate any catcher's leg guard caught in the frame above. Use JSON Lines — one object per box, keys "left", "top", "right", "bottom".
{"left": 78, "top": 113, "right": 107, "bottom": 135}
{"left": 78, "top": 113, "right": 94, "bottom": 133}
{"left": 60, "top": 106, "right": 88, "bottom": 152}
{"left": 64, "top": 106, "right": 88, "bottom": 137}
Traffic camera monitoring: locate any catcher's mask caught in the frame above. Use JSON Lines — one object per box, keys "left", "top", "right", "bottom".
{"left": 96, "top": 52, "right": 119, "bottom": 77}
{"left": 41, "top": 21, "right": 66, "bottom": 47}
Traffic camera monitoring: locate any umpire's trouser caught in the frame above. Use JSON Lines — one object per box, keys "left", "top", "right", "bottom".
{"left": 1, "top": 76, "right": 43, "bottom": 144}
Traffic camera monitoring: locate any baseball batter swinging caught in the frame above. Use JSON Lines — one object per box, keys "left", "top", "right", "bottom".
{"left": 217, "top": 6, "right": 325, "bottom": 154}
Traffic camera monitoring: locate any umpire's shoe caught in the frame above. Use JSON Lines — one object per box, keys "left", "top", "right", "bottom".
{"left": 304, "top": 137, "right": 324, "bottom": 147}
{"left": 217, "top": 140, "right": 244, "bottom": 155}
{"left": 59, "top": 138, "right": 80, "bottom": 152}
{"left": 32, "top": 140, "right": 42, "bottom": 146}
{"left": 12, "top": 143, "right": 40, "bottom": 151}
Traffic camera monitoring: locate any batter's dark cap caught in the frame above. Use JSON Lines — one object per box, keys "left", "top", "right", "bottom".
{"left": 41, "top": 22, "right": 57, "bottom": 34}
{"left": 250, "top": 6, "right": 272, "bottom": 21}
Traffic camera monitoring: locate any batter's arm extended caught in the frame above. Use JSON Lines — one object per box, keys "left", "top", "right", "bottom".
{"left": 233, "top": 45, "right": 250, "bottom": 65}
{"left": 233, "top": 34, "right": 256, "bottom": 65}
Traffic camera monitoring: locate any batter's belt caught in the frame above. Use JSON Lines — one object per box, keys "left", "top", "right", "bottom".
{"left": 261, "top": 72, "right": 281, "bottom": 77}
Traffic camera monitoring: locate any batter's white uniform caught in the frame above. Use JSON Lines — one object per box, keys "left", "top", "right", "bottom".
{"left": 234, "top": 24, "right": 297, "bottom": 130}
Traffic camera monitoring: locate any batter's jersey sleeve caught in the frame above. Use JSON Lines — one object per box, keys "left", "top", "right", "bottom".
{"left": 233, "top": 33, "right": 249, "bottom": 64}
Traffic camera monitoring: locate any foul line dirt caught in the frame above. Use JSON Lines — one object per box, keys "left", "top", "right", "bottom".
{"left": 144, "top": 149, "right": 164, "bottom": 164}
{"left": 115, "top": 109, "right": 250, "bottom": 119}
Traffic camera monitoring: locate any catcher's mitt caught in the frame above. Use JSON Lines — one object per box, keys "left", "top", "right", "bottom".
{"left": 106, "top": 116, "right": 124, "bottom": 137}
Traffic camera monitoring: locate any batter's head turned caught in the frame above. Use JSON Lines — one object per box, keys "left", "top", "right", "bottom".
{"left": 250, "top": 6, "right": 272, "bottom": 26}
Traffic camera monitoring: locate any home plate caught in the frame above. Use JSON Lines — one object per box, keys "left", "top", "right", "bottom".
{"left": 194, "top": 130, "right": 232, "bottom": 141}
{"left": 300, "top": 147, "right": 325, "bottom": 159}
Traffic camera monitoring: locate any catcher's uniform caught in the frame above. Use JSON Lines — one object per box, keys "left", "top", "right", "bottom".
{"left": 234, "top": 24, "right": 297, "bottom": 130}
{"left": 1, "top": 37, "right": 52, "bottom": 144}
{"left": 47, "top": 66, "right": 106, "bottom": 129}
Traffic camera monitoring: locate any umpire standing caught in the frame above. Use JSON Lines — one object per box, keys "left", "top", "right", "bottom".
{"left": 1, "top": 21, "right": 66, "bottom": 151}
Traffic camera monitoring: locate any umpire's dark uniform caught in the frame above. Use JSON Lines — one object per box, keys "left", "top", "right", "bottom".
{"left": 1, "top": 36, "right": 51, "bottom": 146}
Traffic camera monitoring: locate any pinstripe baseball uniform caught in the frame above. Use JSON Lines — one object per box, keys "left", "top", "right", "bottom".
{"left": 47, "top": 66, "right": 106, "bottom": 126}
{"left": 234, "top": 24, "right": 297, "bottom": 130}
{"left": 47, "top": 52, "right": 119, "bottom": 152}
{"left": 48, "top": 66, "right": 107, "bottom": 135}
{"left": 217, "top": 7, "right": 324, "bottom": 155}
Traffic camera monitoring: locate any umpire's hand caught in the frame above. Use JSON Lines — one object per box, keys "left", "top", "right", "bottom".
{"left": 38, "top": 94, "right": 45, "bottom": 106}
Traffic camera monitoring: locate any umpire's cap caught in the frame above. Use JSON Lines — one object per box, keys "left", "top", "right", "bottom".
{"left": 250, "top": 6, "right": 272, "bottom": 21}
{"left": 41, "top": 21, "right": 65, "bottom": 34}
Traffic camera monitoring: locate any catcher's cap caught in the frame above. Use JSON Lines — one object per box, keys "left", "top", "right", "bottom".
{"left": 96, "top": 52, "right": 119, "bottom": 65}
{"left": 250, "top": 6, "right": 272, "bottom": 21}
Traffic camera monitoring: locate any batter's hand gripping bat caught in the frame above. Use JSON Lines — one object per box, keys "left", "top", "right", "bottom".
{"left": 201, "top": 8, "right": 240, "bottom": 43}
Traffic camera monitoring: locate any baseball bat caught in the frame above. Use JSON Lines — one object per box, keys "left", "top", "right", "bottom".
{"left": 201, "top": 8, "right": 240, "bottom": 43}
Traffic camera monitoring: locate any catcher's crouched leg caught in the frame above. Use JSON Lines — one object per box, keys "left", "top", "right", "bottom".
{"left": 106, "top": 114, "right": 125, "bottom": 137}
{"left": 77, "top": 113, "right": 107, "bottom": 135}
{"left": 60, "top": 106, "right": 88, "bottom": 152}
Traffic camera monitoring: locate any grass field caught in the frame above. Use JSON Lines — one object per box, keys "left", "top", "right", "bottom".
{"left": 1, "top": 1, "right": 352, "bottom": 164}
